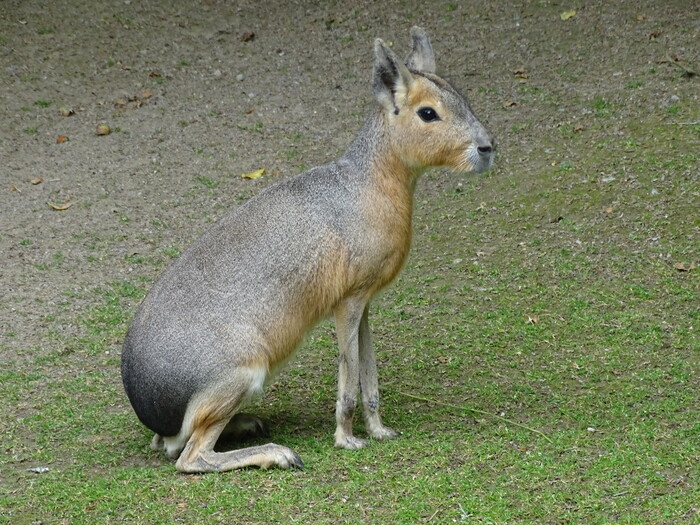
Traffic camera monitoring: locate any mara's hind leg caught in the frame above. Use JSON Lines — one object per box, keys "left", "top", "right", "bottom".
{"left": 219, "top": 413, "right": 270, "bottom": 442}
{"left": 176, "top": 417, "right": 302, "bottom": 473}
{"left": 174, "top": 393, "right": 302, "bottom": 473}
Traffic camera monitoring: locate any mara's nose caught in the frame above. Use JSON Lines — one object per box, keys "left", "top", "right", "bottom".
{"left": 474, "top": 127, "right": 495, "bottom": 157}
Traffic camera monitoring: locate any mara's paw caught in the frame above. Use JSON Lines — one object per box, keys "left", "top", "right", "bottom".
{"left": 335, "top": 434, "right": 368, "bottom": 450}
{"left": 150, "top": 434, "right": 165, "bottom": 451}
{"left": 369, "top": 425, "right": 399, "bottom": 441}
{"left": 280, "top": 448, "right": 304, "bottom": 470}
{"left": 273, "top": 446, "right": 304, "bottom": 470}
{"left": 224, "top": 413, "right": 270, "bottom": 440}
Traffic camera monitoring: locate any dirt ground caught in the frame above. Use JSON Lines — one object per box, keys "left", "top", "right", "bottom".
{"left": 1, "top": 0, "right": 698, "bottom": 514}
{"left": 2, "top": 0, "right": 696, "bottom": 347}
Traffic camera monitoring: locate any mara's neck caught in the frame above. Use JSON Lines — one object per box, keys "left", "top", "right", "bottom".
{"left": 342, "top": 110, "right": 420, "bottom": 246}
{"left": 342, "top": 109, "right": 424, "bottom": 193}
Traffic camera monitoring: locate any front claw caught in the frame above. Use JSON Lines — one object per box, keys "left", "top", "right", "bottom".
{"left": 369, "top": 425, "right": 399, "bottom": 441}
{"left": 335, "top": 434, "right": 368, "bottom": 450}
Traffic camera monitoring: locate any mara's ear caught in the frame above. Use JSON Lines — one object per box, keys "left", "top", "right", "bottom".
{"left": 373, "top": 38, "right": 413, "bottom": 114}
{"left": 405, "top": 26, "right": 436, "bottom": 74}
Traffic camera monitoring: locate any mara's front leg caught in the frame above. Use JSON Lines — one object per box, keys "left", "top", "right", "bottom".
{"left": 333, "top": 298, "right": 368, "bottom": 450}
{"left": 358, "top": 304, "right": 398, "bottom": 440}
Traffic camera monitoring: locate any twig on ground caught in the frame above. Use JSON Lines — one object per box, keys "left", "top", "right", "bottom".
{"left": 664, "top": 52, "right": 697, "bottom": 77}
{"left": 393, "top": 390, "right": 554, "bottom": 444}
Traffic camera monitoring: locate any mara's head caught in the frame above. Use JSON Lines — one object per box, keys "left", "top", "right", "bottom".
{"left": 373, "top": 27, "right": 494, "bottom": 174}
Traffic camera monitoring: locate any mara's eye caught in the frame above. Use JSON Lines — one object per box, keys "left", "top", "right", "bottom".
{"left": 417, "top": 107, "right": 440, "bottom": 122}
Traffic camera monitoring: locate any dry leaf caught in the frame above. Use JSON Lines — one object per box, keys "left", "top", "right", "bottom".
{"left": 674, "top": 262, "right": 696, "bottom": 272}
{"left": 30, "top": 177, "right": 43, "bottom": 185}
{"left": 241, "top": 168, "right": 265, "bottom": 179}
{"left": 56, "top": 135, "right": 69, "bottom": 144}
{"left": 241, "top": 31, "right": 256, "bottom": 42}
{"left": 513, "top": 66, "right": 528, "bottom": 80}
{"left": 525, "top": 314, "right": 540, "bottom": 325}
{"left": 573, "top": 124, "right": 585, "bottom": 132}
{"left": 58, "top": 106, "right": 74, "bottom": 117}
{"left": 142, "top": 89, "right": 153, "bottom": 99}
{"left": 96, "top": 124, "right": 111, "bottom": 136}
{"left": 503, "top": 100, "right": 518, "bottom": 108}
{"left": 560, "top": 10, "right": 576, "bottom": 20}
{"left": 47, "top": 198, "right": 73, "bottom": 210}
